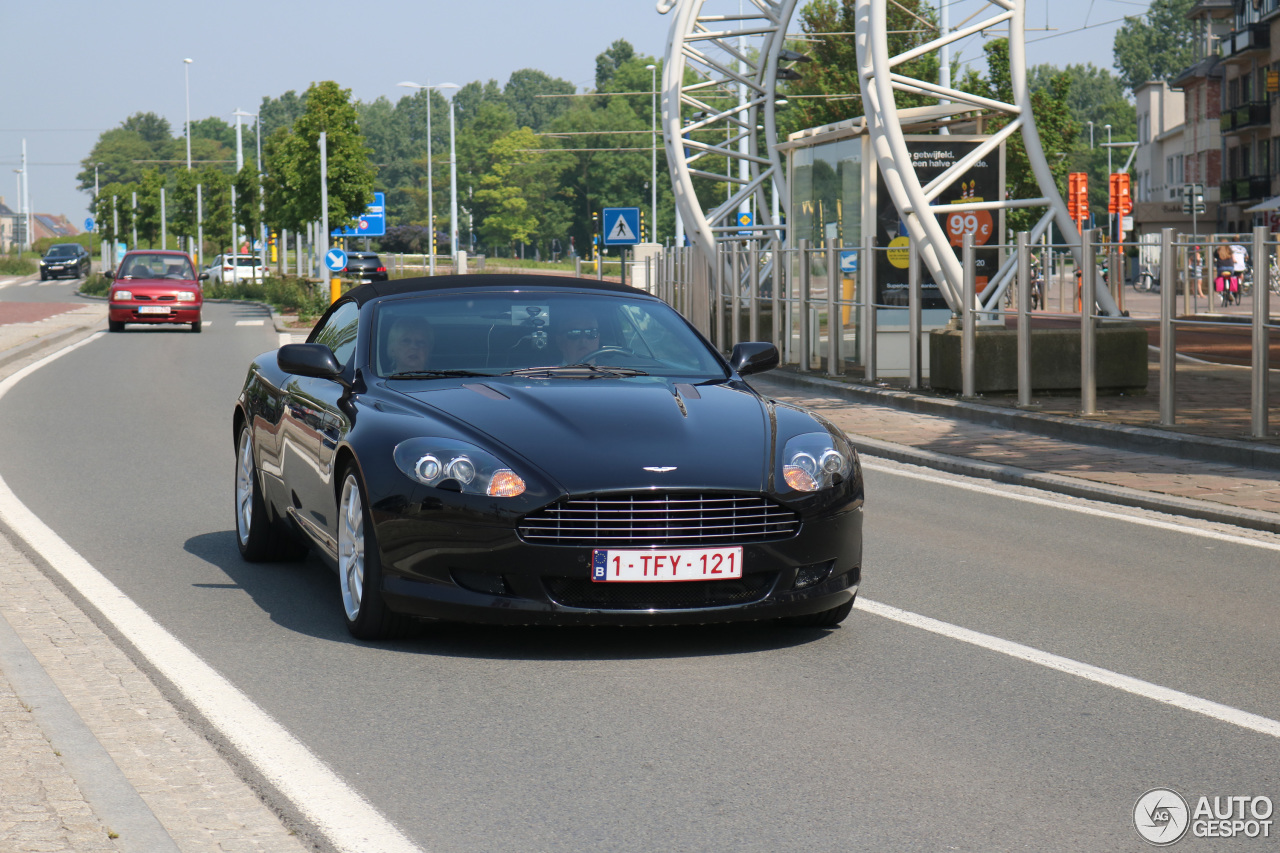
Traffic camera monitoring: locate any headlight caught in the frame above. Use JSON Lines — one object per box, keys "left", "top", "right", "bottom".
{"left": 393, "top": 437, "right": 526, "bottom": 497}
{"left": 113, "top": 290, "right": 133, "bottom": 301}
{"left": 781, "top": 432, "right": 853, "bottom": 492}
{"left": 176, "top": 291, "right": 197, "bottom": 302}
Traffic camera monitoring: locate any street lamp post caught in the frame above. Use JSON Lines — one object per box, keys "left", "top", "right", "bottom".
{"left": 436, "top": 83, "right": 460, "bottom": 260}
{"left": 184, "top": 58, "right": 194, "bottom": 170}
{"left": 1105, "top": 123, "right": 1113, "bottom": 240}
{"left": 11, "top": 169, "right": 22, "bottom": 255}
{"left": 233, "top": 109, "right": 253, "bottom": 270}
{"left": 646, "top": 64, "right": 657, "bottom": 243}
{"left": 398, "top": 81, "right": 439, "bottom": 275}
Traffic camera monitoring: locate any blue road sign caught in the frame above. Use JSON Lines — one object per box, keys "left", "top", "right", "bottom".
{"left": 325, "top": 248, "right": 348, "bottom": 273}
{"left": 602, "top": 207, "right": 640, "bottom": 246}
{"left": 737, "top": 211, "right": 753, "bottom": 235}
{"left": 84, "top": 217, "right": 95, "bottom": 233}
{"left": 333, "top": 192, "right": 387, "bottom": 238}
{"left": 839, "top": 250, "right": 859, "bottom": 274}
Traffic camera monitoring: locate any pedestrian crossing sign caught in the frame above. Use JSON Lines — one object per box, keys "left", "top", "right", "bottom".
{"left": 602, "top": 208, "right": 641, "bottom": 246}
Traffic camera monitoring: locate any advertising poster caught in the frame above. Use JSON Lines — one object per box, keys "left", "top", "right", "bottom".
{"left": 874, "top": 137, "right": 1002, "bottom": 308}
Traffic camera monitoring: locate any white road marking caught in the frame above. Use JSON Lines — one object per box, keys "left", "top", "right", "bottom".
{"left": 278, "top": 333, "right": 293, "bottom": 347}
{"left": 860, "top": 460, "right": 1280, "bottom": 553}
{"left": 856, "top": 598, "right": 1280, "bottom": 739}
{"left": 235, "top": 319, "right": 265, "bottom": 326}
{"left": 0, "top": 335, "right": 423, "bottom": 853}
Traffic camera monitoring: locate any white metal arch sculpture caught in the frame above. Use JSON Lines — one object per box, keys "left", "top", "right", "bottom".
{"left": 657, "top": 0, "right": 796, "bottom": 304}
{"left": 658, "top": 0, "right": 1120, "bottom": 318}
{"left": 854, "top": 0, "right": 1118, "bottom": 315}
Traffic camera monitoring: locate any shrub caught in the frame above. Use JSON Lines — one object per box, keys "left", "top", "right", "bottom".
{"left": 0, "top": 256, "right": 37, "bottom": 275}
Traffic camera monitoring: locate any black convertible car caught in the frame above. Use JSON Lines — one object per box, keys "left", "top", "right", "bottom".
{"left": 233, "top": 275, "right": 863, "bottom": 639}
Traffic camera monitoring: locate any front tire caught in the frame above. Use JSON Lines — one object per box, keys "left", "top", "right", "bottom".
{"left": 108, "top": 320, "right": 124, "bottom": 333}
{"left": 337, "top": 466, "right": 416, "bottom": 640}
{"left": 235, "top": 425, "right": 306, "bottom": 562}
{"left": 191, "top": 320, "right": 202, "bottom": 333}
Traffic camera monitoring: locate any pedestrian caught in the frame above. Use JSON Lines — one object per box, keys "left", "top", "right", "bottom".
{"left": 1229, "top": 240, "right": 1248, "bottom": 306}
{"left": 1190, "top": 245, "right": 1205, "bottom": 298}
{"left": 1214, "top": 238, "right": 1234, "bottom": 307}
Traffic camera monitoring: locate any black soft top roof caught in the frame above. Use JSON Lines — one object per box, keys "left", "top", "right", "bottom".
{"left": 345, "top": 273, "right": 651, "bottom": 306}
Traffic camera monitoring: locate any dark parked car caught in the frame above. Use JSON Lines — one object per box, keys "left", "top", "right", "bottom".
{"left": 341, "top": 251, "right": 388, "bottom": 284}
{"left": 232, "top": 275, "right": 863, "bottom": 640}
{"left": 39, "top": 243, "right": 91, "bottom": 280}
{"left": 106, "top": 251, "right": 207, "bottom": 332}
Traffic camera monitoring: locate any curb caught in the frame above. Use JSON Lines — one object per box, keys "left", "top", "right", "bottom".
{"left": 848, "top": 434, "right": 1280, "bottom": 536}
{"left": 761, "top": 368, "right": 1280, "bottom": 472}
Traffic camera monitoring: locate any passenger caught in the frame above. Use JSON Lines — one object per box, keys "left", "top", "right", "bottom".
{"left": 386, "top": 318, "right": 434, "bottom": 373}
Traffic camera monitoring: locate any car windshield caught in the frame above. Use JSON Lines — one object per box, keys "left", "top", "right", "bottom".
{"left": 373, "top": 292, "right": 726, "bottom": 380}
{"left": 119, "top": 254, "right": 195, "bottom": 280}
{"left": 46, "top": 245, "right": 77, "bottom": 257}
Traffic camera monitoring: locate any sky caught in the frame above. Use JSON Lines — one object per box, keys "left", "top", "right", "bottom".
{"left": 2, "top": 0, "right": 1146, "bottom": 224}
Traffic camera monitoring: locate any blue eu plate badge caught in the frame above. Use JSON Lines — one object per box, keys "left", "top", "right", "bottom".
{"left": 592, "top": 551, "right": 609, "bottom": 581}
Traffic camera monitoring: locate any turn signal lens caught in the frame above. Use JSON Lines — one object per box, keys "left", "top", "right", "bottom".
{"left": 487, "top": 469, "right": 526, "bottom": 497}
{"left": 784, "top": 464, "right": 819, "bottom": 492}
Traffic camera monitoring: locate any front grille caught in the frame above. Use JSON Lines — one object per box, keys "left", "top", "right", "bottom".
{"left": 518, "top": 493, "right": 800, "bottom": 547}
{"left": 545, "top": 574, "right": 775, "bottom": 610}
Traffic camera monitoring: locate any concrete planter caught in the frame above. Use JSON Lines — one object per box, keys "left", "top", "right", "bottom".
{"left": 928, "top": 325, "right": 1149, "bottom": 394}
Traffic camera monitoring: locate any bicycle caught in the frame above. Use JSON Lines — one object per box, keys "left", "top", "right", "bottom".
{"left": 1132, "top": 264, "right": 1159, "bottom": 293}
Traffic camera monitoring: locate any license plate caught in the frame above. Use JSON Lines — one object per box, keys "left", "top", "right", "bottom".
{"left": 591, "top": 547, "right": 743, "bottom": 582}
{"left": 138, "top": 306, "right": 170, "bottom": 314}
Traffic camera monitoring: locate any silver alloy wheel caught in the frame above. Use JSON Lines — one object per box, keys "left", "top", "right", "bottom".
{"left": 338, "top": 474, "right": 365, "bottom": 622}
{"left": 235, "top": 430, "right": 254, "bottom": 547}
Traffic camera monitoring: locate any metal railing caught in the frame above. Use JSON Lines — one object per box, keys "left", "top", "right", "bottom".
{"left": 646, "top": 227, "right": 1277, "bottom": 439}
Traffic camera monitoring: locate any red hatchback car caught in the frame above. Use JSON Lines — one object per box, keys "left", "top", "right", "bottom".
{"left": 107, "top": 251, "right": 208, "bottom": 333}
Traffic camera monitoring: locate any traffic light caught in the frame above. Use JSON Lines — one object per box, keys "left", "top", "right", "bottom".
{"left": 1108, "top": 173, "right": 1131, "bottom": 216}
{"left": 1067, "top": 172, "right": 1089, "bottom": 222}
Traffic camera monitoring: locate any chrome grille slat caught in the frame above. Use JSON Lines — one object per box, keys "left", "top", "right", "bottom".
{"left": 518, "top": 493, "right": 799, "bottom": 547}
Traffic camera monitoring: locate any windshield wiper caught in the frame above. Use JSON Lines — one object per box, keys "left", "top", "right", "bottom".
{"left": 503, "top": 364, "right": 649, "bottom": 378}
{"left": 386, "top": 369, "right": 491, "bottom": 379}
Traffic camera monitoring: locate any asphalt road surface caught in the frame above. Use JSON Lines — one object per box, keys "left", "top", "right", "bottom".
{"left": 1, "top": 304, "right": 1278, "bottom": 851}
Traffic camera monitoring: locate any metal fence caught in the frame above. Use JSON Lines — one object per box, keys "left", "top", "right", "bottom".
{"left": 645, "top": 227, "right": 1278, "bottom": 439}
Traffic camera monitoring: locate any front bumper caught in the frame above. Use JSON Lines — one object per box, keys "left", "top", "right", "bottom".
{"left": 373, "top": 505, "right": 863, "bottom": 626}
{"left": 109, "top": 303, "right": 202, "bottom": 324}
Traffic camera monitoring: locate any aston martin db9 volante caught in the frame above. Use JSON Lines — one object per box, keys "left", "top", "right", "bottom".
{"left": 232, "top": 275, "right": 863, "bottom": 639}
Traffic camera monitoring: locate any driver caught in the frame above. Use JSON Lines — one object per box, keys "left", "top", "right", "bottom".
{"left": 386, "top": 317, "right": 434, "bottom": 373}
{"left": 553, "top": 308, "right": 601, "bottom": 365}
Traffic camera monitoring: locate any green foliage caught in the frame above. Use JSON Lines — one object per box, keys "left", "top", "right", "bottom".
{"left": 1113, "top": 0, "right": 1198, "bottom": 94}
{"left": 203, "top": 274, "right": 329, "bottom": 319}
{"left": 1030, "top": 63, "right": 1136, "bottom": 218}
{"left": 79, "top": 272, "right": 110, "bottom": 295}
{"left": 595, "top": 40, "right": 636, "bottom": 90}
{"left": 0, "top": 255, "right": 37, "bottom": 275}
{"left": 779, "top": 0, "right": 939, "bottom": 136}
{"left": 968, "top": 39, "right": 1078, "bottom": 234}
{"left": 505, "top": 69, "right": 577, "bottom": 131}
{"left": 259, "top": 90, "right": 308, "bottom": 139}
{"left": 262, "top": 81, "right": 376, "bottom": 233}
{"left": 33, "top": 233, "right": 98, "bottom": 254}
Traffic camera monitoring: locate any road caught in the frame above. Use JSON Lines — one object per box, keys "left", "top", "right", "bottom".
{"left": 0, "top": 295, "right": 1278, "bottom": 851}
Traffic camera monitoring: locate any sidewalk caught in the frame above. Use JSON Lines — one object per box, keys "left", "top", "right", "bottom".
{"left": 0, "top": 289, "right": 1277, "bottom": 851}
{"left": 0, "top": 288, "right": 311, "bottom": 852}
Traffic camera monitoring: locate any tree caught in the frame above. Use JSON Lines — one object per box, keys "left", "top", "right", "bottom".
{"left": 1113, "top": 0, "right": 1198, "bottom": 94}
{"left": 595, "top": 40, "right": 636, "bottom": 90}
{"left": 121, "top": 112, "right": 173, "bottom": 145}
{"left": 778, "top": 0, "right": 939, "bottom": 136}
{"left": 259, "top": 90, "right": 307, "bottom": 139}
{"left": 134, "top": 170, "right": 164, "bottom": 247}
{"left": 262, "top": 81, "right": 375, "bottom": 233}
{"left": 968, "top": 39, "right": 1079, "bottom": 235}
{"left": 1030, "top": 63, "right": 1136, "bottom": 217}
{"left": 505, "top": 69, "right": 577, "bottom": 132}
{"left": 475, "top": 129, "right": 544, "bottom": 249}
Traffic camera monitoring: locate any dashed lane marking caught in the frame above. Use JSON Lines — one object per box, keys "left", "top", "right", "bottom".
{"left": 235, "top": 320, "right": 265, "bottom": 327}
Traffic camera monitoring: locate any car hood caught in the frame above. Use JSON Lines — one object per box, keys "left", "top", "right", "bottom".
{"left": 392, "top": 377, "right": 775, "bottom": 494}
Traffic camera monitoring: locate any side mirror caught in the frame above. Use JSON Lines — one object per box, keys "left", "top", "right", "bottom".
{"left": 277, "top": 343, "right": 343, "bottom": 379}
{"left": 103, "top": 270, "right": 115, "bottom": 281}
{"left": 729, "top": 342, "right": 779, "bottom": 376}
{"left": 198, "top": 272, "right": 209, "bottom": 281}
